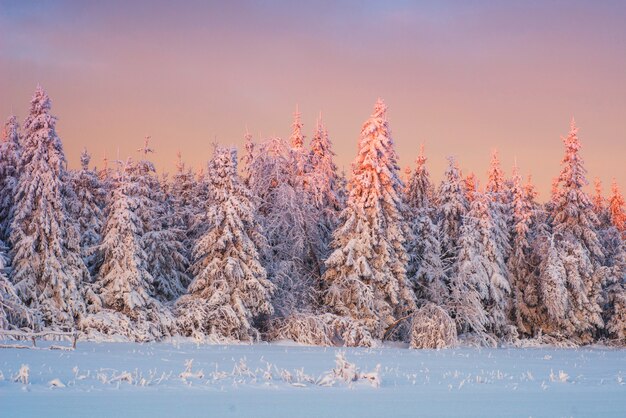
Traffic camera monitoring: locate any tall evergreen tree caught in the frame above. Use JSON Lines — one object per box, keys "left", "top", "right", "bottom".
{"left": 249, "top": 136, "right": 316, "bottom": 316}
{"left": 176, "top": 148, "right": 274, "bottom": 340}
{"left": 540, "top": 120, "right": 605, "bottom": 343}
{"left": 71, "top": 149, "right": 105, "bottom": 277}
{"left": 608, "top": 180, "right": 626, "bottom": 236}
{"left": 0, "top": 115, "right": 22, "bottom": 242}
{"left": 508, "top": 166, "right": 541, "bottom": 336}
{"left": 131, "top": 139, "right": 188, "bottom": 301}
{"left": 486, "top": 150, "right": 512, "bottom": 263}
{"left": 405, "top": 147, "right": 446, "bottom": 305}
{"left": 437, "top": 157, "right": 468, "bottom": 270}
{"left": 307, "top": 115, "right": 343, "bottom": 270}
{"left": 322, "top": 99, "right": 416, "bottom": 339}
{"left": 9, "top": 86, "right": 87, "bottom": 328}
{"left": 85, "top": 159, "right": 172, "bottom": 340}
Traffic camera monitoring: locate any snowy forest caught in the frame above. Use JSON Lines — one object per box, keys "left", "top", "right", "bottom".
{"left": 1, "top": 86, "right": 625, "bottom": 348}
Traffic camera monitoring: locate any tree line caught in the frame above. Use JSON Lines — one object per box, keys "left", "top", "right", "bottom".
{"left": 0, "top": 86, "right": 624, "bottom": 347}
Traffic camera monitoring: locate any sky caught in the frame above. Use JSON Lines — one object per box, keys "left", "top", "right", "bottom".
{"left": 1, "top": 0, "right": 625, "bottom": 198}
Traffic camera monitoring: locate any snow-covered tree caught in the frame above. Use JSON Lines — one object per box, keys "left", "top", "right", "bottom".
{"left": 486, "top": 150, "right": 512, "bottom": 263}
{"left": 437, "top": 156, "right": 468, "bottom": 269}
{"left": 176, "top": 147, "right": 274, "bottom": 341}
{"left": 405, "top": 147, "right": 446, "bottom": 305}
{"left": 307, "top": 115, "right": 343, "bottom": 269}
{"left": 464, "top": 172, "right": 478, "bottom": 202}
{"left": 169, "top": 151, "right": 199, "bottom": 257}
{"left": 240, "top": 130, "right": 255, "bottom": 187}
{"left": 0, "top": 239, "right": 34, "bottom": 330}
{"left": 448, "top": 190, "right": 512, "bottom": 342}
{"left": 540, "top": 120, "right": 605, "bottom": 343}
{"left": 0, "top": 116, "right": 22, "bottom": 242}
{"left": 71, "top": 149, "right": 105, "bottom": 277}
{"left": 608, "top": 180, "right": 626, "bottom": 236}
{"left": 322, "top": 99, "right": 416, "bottom": 340}
{"left": 289, "top": 105, "right": 308, "bottom": 178}
{"left": 249, "top": 136, "right": 317, "bottom": 316}
{"left": 9, "top": 86, "right": 87, "bottom": 329}
{"left": 84, "top": 158, "right": 172, "bottom": 340}
{"left": 131, "top": 139, "right": 189, "bottom": 301}
{"left": 508, "top": 166, "right": 541, "bottom": 336}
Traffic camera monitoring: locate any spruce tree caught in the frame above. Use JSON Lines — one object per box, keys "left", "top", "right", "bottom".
{"left": 9, "top": 86, "right": 87, "bottom": 329}
{"left": 176, "top": 148, "right": 274, "bottom": 340}
{"left": 322, "top": 99, "right": 416, "bottom": 339}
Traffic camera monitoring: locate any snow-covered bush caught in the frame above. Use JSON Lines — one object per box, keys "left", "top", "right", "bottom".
{"left": 267, "top": 313, "right": 375, "bottom": 347}
{"left": 410, "top": 303, "right": 457, "bottom": 349}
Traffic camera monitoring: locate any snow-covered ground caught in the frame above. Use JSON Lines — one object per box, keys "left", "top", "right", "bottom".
{"left": 1, "top": 341, "right": 625, "bottom": 418}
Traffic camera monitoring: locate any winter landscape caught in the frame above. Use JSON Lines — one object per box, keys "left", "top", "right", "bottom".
{"left": 2, "top": 1, "right": 626, "bottom": 417}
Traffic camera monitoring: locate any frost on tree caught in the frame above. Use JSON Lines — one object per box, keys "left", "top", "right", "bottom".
{"left": 322, "top": 99, "right": 416, "bottom": 341}
{"left": 0, "top": 115, "right": 22, "bottom": 242}
{"left": 0, "top": 239, "right": 34, "bottom": 330}
{"left": 70, "top": 149, "right": 106, "bottom": 277}
{"left": 249, "top": 136, "right": 317, "bottom": 316}
{"left": 540, "top": 120, "right": 605, "bottom": 343}
{"left": 405, "top": 146, "right": 446, "bottom": 305}
{"left": 9, "top": 86, "right": 87, "bottom": 329}
{"left": 176, "top": 147, "right": 274, "bottom": 341}
{"left": 437, "top": 156, "right": 468, "bottom": 271}
{"left": 83, "top": 159, "right": 173, "bottom": 341}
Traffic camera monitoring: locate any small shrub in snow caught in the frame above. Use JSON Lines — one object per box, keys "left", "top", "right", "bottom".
{"left": 268, "top": 313, "right": 375, "bottom": 347}
{"left": 410, "top": 304, "right": 457, "bottom": 349}
{"left": 13, "top": 364, "right": 29, "bottom": 385}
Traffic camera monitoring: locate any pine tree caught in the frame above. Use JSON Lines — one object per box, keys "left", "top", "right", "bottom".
{"left": 405, "top": 147, "right": 446, "bottom": 305}
{"left": 71, "top": 149, "right": 105, "bottom": 277}
{"left": 437, "top": 156, "right": 468, "bottom": 269}
{"left": 541, "top": 119, "right": 605, "bottom": 343}
{"left": 0, "top": 116, "right": 22, "bottom": 243}
{"left": 85, "top": 159, "right": 172, "bottom": 340}
{"left": 9, "top": 86, "right": 87, "bottom": 329}
{"left": 322, "top": 99, "right": 416, "bottom": 340}
{"left": 176, "top": 147, "right": 274, "bottom": 340}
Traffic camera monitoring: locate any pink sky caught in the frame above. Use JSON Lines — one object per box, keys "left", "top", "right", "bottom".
{"left": 1, "top": 1, "right": 625, "bottom": 198}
